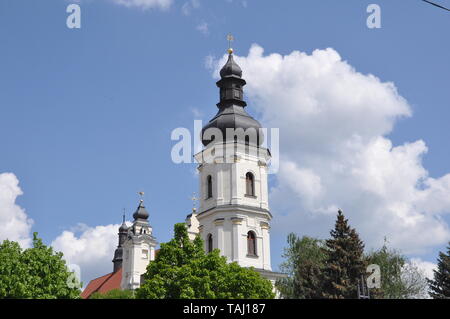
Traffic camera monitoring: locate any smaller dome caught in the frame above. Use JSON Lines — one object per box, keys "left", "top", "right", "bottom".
{"left": 119, "top": 222, "right": 128, "bottom": 232}
{"left": 219, "top": 54, "right": 242, "bottom": 78}
{"left": 133, "top": 200, "right": 149, "bottom": 220}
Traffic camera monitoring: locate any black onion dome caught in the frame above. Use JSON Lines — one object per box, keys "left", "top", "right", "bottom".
{"left": 201, "top": 52, "right": 263, "bottom": 147}
{"left": 220, "top": 54, "right": 242, "bottom": 78}
{"left": 133, "top": 201, "right": 149, "bottom": 220}
{"left": 201, "top": 106, "right": 263, "bottom": 146}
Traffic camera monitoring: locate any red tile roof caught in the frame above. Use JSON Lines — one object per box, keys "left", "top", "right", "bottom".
{"left": 80, "top": 249, "right": 160, "bottom": 299}
{"left": 80, "top": 268, "right": 122, "bottom": 299}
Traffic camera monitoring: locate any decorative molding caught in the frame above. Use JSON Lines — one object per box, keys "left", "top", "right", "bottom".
{"left": 198, "top": 225, "right": 204, "bottom": 233}
{"left": 231, "top": 217, "right": 244, "bottom": 225}
{"left": 214, "top": 218, "right": 225, "bottom": 226}
{"left": 260, "top": 221, "right": 270, "bottom": 230}
{"left": 197, "top": 204, "right": 272, "bottom": 219}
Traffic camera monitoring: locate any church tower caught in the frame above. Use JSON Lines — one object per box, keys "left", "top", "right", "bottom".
{"left": 121, "top": 199, "right": 157, "bottom": 290}
{"left": 112, "top": 215, "right": 128, "bottom": 273}
{"left": 192, "top": 46, "right": 278, "bottom": 280}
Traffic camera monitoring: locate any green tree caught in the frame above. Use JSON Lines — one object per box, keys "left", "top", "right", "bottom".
{"left": 428, "top": 242, "right": 450, "bottom": 299}
{"left": 367, "top": 242, "right": 428, "bottom": 299}
{"left": 90, "top": 289, "right": 135, "bottom": 299}
{"left": 276, "top": 233, "right": 326, "bottom": 298}
{"left": 136, "top": 223, "right": 275, "bottom": 299}
{"left": 0, "top": 233, "right": 81, "bottom": 299}
{"left": 322, "top": 210, "right": 366, "bottom": 299}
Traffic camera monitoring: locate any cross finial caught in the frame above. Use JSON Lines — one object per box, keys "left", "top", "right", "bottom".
{"left": 190, "top": 193, "right": 199, "bottom": 211}
{"left": 227, "top": 34, "right": 234, "bottom": 54}
{"left": 138, "top": 191, "right": 145, "bottom": 204}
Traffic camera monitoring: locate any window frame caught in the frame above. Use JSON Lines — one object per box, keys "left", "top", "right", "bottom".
{"left": 247, "top": 231, "right": 257, "bottom": 257}
{"left": 245, "top": 172, "right": 255, "bottom": 197}
{"left": 207, "top": 233, "right": 213, "bottom": 253}
{"left": 206, "top": 175, "right": 213, "bottom": 199}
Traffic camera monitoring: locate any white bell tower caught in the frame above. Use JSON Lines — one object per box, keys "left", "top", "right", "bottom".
{"left": 190, "top": 46, "right": 277, "bottom": 277}
{"left": 121, "top": 199, "right": 157, "bottom": 290}
{"left": 194, "top": 142, "right": 273, "bottom": 271}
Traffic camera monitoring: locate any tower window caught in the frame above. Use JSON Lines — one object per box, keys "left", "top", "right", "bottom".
{"left": 247, "top": 231, "right": 257, "bottom": 256}
{"left": 206, "top": 175, "right": 213, "bottom": 199}
{"left": 207, "top": 234, "right": 213, "bottom": 253}
{"left": 245, "top": 172, "right": 255, "bottom": 196}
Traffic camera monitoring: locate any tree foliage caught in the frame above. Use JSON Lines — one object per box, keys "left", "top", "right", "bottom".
{"left": 321, "top": 210, "right": 366, "bottom": 299}
{"left": 136, "top": 223, "right": 275, "bottom": 299}
{"left": 277, "top": 211, "right": 432, "bottom": 299}
{"left": 367, "top": 242, "right": 428, "bottom": 299}
{"left": 276, "top": 234, "right": 326, "bottom": 298}
{"left": 0, "top": 233, "right": 81, "bottom": 299}
{"left": 427, "top": 242, "right": 450, "bottom": 299}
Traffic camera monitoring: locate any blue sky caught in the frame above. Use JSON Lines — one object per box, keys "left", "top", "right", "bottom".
{"left": 0, "top": 0, "right": 449, "bottom": 282}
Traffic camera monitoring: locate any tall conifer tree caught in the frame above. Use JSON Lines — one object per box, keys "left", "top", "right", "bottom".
{"left": 427, "top": 242, "right": 450, "bottom": 299}
{"left": 322, "top": 210, "right": 366, "bottom": 299}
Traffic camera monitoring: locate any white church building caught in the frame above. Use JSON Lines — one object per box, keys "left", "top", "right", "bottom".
{"left": 81, "top": 47, "right": 283, "bottom": 298}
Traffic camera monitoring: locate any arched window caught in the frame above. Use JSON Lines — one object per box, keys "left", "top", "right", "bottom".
{"left": 207, "top": 233, "right": 213, "bottom": 253}
{"left": 206, "top": 175, "right": 213, "bottom": 199}
{"left": 247, "top": 231, "right": 257, "bottom": 256}
{"left": 245, "top": 172, "right": 255, "bottom": 196}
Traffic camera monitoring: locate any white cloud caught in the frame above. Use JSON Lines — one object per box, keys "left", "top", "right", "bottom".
{"left": 51, "top": 223, "right": 127, "bottom": 286}
{"left": 0, "top": 172, "right": 128, "bottom": 287}
{"left": 190, "top": 107, "right": 204, "bottom": 118}
{"left": 181, "top": 0, "right": 200, "bottom": 15}
{"left": 411, "top": 258, "right": 436, "bottom": 280}
{"left": 211, "top": 44, "right": 450, "bottom": 256}
{"left": 0, "top": 173, "right": 33, "bottom": 248}
{"left": 196, "top": 21, "right": 209, "bottom": 35}
{"left": 109, "top": 0, "right": 173, "bottom": 10}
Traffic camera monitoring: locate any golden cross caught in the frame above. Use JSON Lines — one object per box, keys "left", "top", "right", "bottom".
{"left": 138, "top": 191, "right": 145, "bottom": 203}
{"left": 190, "top": 193, "right": 199, "bottom": 209}
{"left": 227, "top": 34, "right": 234, "bottom": 48}
{"left": 227, "top": 34, "right": 234, "bottom": 54}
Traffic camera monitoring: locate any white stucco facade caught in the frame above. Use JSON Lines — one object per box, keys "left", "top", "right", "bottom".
{"left": 121, "top": 216, "right": 157, "bottom": 290}
{"left": 191, "top": 141, "right": 273, "bottom": 272}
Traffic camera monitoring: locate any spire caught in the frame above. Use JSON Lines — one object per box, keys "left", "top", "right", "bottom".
{"left": 119, "top": 209, "right": 128, "bottom": 232}
{"left": 201, "top": 36, "right": 263, "bottom": 147}
{"left": 216, "top": 47, "right": 246, "bottom": 108}
{"left": 113, "top": 211, "right": 128, "bottom": 273}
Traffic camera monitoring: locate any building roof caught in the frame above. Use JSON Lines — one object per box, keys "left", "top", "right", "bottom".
{"left": 80, "top": 268, "right": 122, "bottom": 299}
{"left": 201, "top": 51, "right": 263, "bottom": 147}
{"left": 133, "top": 200, "right": 149, "bottom": 220}
{"left": 219, "top": 53, "right": 242, "bottom": 78}
{"left": 81, "top": 249, "right": 160, "bottom": 299}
